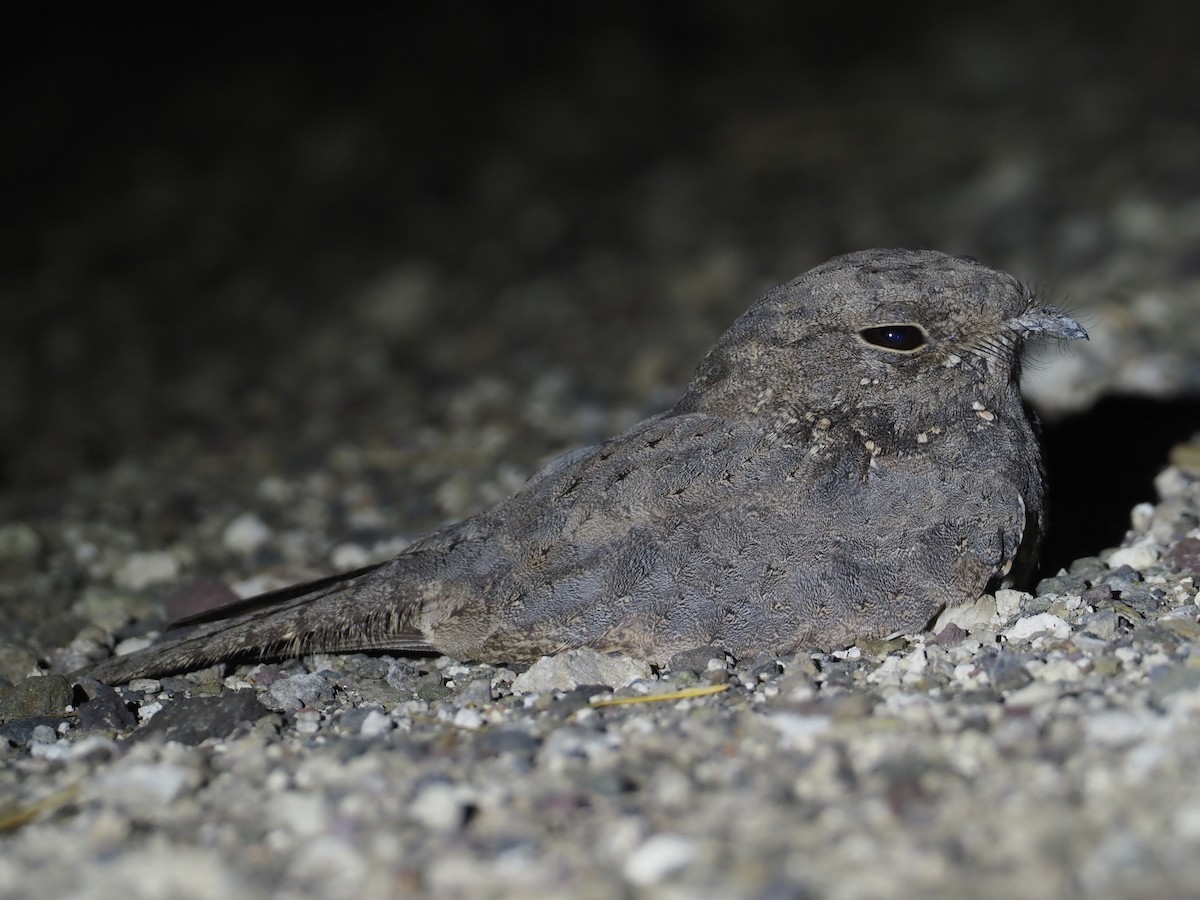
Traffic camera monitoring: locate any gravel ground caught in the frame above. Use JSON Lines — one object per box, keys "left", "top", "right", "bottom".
{"left": 3, "top": 8, "right": 1200, "bottom": 899}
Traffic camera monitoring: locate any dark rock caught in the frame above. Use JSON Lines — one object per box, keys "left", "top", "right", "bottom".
{"left": 1081, "top": 584, "right": 1115, "bottom": 608}
{"left": 159, "top": 673, "right": 222, "bottom": 695}
{"left": 747, "top": 653, "right": 783, "bottom": 682}
{"left": 1103, "top": 566, "right": 1143, "bottom": 594}
{"left": 0, "top": 674, "right": 73, "bottom": 718}
{"left": 1068, "top": 556, "right": 1108, "bottom": 581}
{"left": 337, "top": 655, "right": 393, "bottom": 681}
{"left": 1166, "top": 537, "right": 1200, "bottom": 575}
{"left": 1035, "top": 574, "right": 1086, "bottom": 595}
{"left": 0, "top": 716, "right": 66, "bottom": 746}
{"left": 133, "top": 693, "right": 273, "bottom": 745}
{"left": 414, "top": 671, "right": 452, "bottom": 701}
{"left": 458, "top": 678, "right": 494, "bottom": 706}
{"left": 934, "top": 623, "right": 968, "bottom": 648}
{"left": 978, "top": 649, "right": 1033, "bottom": 692}
{"left": 1119, "top": 587, "right": 1168, "bottom": 616}
{"left": 75, "top": 679, "right": 138, "bottom": 732}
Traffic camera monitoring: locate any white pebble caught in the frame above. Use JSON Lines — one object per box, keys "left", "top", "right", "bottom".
{"left": 1004, "top": 613, "right": 1070, "bottom": 642}
{"left": 1032, "top": 657, "right": 1084, "bottom": 682}
{"left": 330, "top": 542, "right": 371, "bottom": 570}
{"left": 511, "top": 649, "right": 652, "bottom": 694}
{"left": 257, "top": 476, "right": 294, "bottom": 503}
{"left": 994, "top": 589, "right": 1030, "bottom": 619}
{"left": 68, "top": 735, "right": 120, "bottom": 761}
{"left": 452, "top": 708, "right": 485, "bottom": 730}
{"left": 30, "top": 724, "right": 58, "bottom": 744}
{"left": 113, "top": 636, "right": 155, "bottom": 657}
{"left": 953, "top": 662, "right": 989, "bottom": 689}
{"left": 1174, "top": 804, "right": 1200, "bottom": 841}
{"left": 410, "top": 783, "right": 473, "bottom": 833}
{"left": 624, "top": 834, "right": 697, "bottom": 886}
{"left": 90, "top": 763, "right": 202, "bottom": 805}
{"left": 1130, "top": 502, "right": 1155, "bottom": 532}
{"left": 1106, "top": 543, "right": 1159, "bottom": 571}
{"left": 222, "top": 513, "right": 272, "bottom": 554}
{"left": 865, "top": 655, "right": 903, "bottom": 687}
{"left": 294, "top": 710, "right": 322, "bottom": 734}
{"left": 933, "top": 594, "right": 998, "bottom": 633}
{"left": 1084, "top": 710, "right": 1158, "bottom": 748}
{"left": 30, "top": 741, "right": 74, "bottom": 762}
{"left": 767, "top": 713, "right": 832, "bottom": 749}
{"left": 137, "top": 701, "right": 163, "bottom": 721}
{"left": 359, "top": 709, "right": 393, "bottom": 738}
{"left": 1003, "top": 681, "right": 1060, "bottom": 706}
{"left": 114, "top": 551, "right": 179, "bottom": 590}
{"left": 901, "top": 646, "right": 929, "bottom": 683}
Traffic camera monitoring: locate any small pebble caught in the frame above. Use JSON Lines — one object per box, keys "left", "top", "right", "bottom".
{"left": 1083, "top": 611, "right": 1120, "bottom": 640}
{"left": 359, "top": 709, "right": 393, "bottom": 737}
{"left": 994, "top": 589, "right": 1030, "bottom": 620}
{"left": 1107, "top": 544, "right": 1159, "bottom": 571}
{"left": 267, "top": 673, "right": 335, "bottom": 711}
{"left": 1004, "top": 613, "right": 1071, "bottom": 642}
{"left": 90, "top": 762, "right": 203, "bottom": 806}
{"left": 511, "top": 649, "right": 652, "bottom": 694}
{"left": 114, "top": 551, "right": 180, "bottom": 591}
{"left": 222, "top": 513, "right": 273, "bottom": 554}
{"left": 623, "top": 834, "right": 697, "bottom": 886}
{"left": 330, "top": 542, "right": 371, "bottom": 570}
{"left": 410, "top": 782, "right": 474, "bottom": 833}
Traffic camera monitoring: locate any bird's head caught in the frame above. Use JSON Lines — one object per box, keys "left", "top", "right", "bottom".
{"left": 679, "top": 248, "right": 1086, "bottom": 435}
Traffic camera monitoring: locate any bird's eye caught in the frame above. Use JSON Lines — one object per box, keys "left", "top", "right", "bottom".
{"left": 858, "top": 324, "right": 927, "bottom": 352}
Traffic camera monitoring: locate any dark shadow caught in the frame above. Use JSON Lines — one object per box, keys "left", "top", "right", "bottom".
{"left": 1036, "top": 395, "right": 1200, "bottom": 578}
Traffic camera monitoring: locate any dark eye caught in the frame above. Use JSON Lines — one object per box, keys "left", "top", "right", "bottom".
{"left": 858, "top": 324, "right": 927, "bottom": 352}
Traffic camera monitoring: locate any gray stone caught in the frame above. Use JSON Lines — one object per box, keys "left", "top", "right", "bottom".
{"left": 265, "top": 673, "right": 335, "bottom": 711}
{"left": 133, "top": 692, "right": 273, "bottom": 744}
{"left": 511, "top": 649, "right": 652, "bottom": 694}
{"left": 0, "top": 674, "right": 73, "bottom": 718}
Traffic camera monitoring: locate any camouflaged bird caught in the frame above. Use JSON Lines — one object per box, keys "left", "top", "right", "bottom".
{"left": 84, "top": 248, "right": 1086, "bottom": 683}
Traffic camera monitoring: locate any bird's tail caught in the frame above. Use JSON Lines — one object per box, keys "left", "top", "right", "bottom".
{"left": 78, "top": 564, "right": 433, "bottom": 684}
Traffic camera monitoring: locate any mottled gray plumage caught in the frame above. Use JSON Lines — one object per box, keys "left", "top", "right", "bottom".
{"left": 84, "top": 249, "right": 1086, "bottom": 683}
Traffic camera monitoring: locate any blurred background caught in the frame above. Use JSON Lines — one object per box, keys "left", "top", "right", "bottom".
{"left": 3, "top": 3, "right": 1199, "bottom": 576}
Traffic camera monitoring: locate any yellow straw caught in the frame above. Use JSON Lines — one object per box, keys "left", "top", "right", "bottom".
{"left": 588, "top": 683, "right": 729, "bottom": 707}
